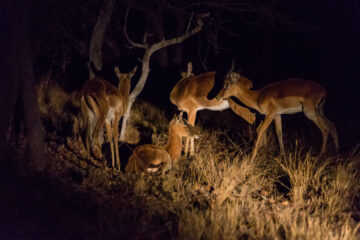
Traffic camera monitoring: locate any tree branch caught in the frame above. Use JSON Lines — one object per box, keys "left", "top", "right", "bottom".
{"left": 123, "top": 6, "right": 147, "bottom": 49}
{"left": 120, "top": 13, "right": 208, "bottom": 141}
{"left": 149, "top": 13, "right": 207, "bottom": 54}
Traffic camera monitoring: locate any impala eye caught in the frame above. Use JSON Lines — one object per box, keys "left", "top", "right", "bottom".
{"left": 224, "top": 82, "right": 230, "bottom": 89}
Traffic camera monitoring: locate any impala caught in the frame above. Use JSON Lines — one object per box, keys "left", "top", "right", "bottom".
{"left": 170, "top": 62, "right": 255, "bottom": 156}
{"left": 216, "top": 72, "right": 339, "bottom": 161}
{"left": 80, "top": 66, "right": 137, "bottom": 170}
{"left": 125, "top": 112, "right": 200, "bottom": 173}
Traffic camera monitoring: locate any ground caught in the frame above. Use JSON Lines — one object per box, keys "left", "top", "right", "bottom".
{"left": 1, "top": 85, "right": 360, "bottom": 239}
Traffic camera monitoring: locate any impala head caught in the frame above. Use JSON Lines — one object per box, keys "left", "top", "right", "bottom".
{"left": 216, "top": 72, "right": 253, "bottom": 101}
{"left": 114, "top": 66, "right": 138, "bottom": 88}
{"left": 170, "top": 112, "right": 200, "bottom": 139}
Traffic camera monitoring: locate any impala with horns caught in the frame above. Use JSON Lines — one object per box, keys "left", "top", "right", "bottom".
{"left": 170, "top": 62, "right": 256, "bottom": 156}
{"left": 125, "top": 112, "right": 200, "bottom": 173}
{"left": 80, "top": 66, "right": 137, "bottom": 170}
{"left": 216, "top": 72, "right": 339, "bottom": 161}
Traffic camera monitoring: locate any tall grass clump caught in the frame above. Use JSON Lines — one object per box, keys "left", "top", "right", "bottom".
{"left": 36, "top": 76, "right": 81, "bottom": 139}
{"left": 125, "top": 101, "right": 169, "bottom": 144}
{"left": 273, "top": 145, "right": 360, "bottom": 239}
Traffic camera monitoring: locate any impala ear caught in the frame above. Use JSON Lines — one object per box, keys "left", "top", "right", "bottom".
{"left": 129, "top": 66, "right": 137, "bottom": 78}
{"left": 173, "top": 111, "right": 184, "bottom": 123}
{"left": 249, "top": 80, "right": 253, "bottom": 89}
{"left": 114, "top": 66, "right": 120, "bottom": 76}
{"left": 173, "top": 113, "right": 179, "bottom": 121}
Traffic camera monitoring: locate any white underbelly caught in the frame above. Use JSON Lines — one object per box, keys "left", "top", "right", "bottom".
{"left": 197, "top": 100, "right": 230, "bottom": 111}
{"left": 277, "top": 105, "right": 302, "bottom": 114}
{"left": 106, "top": 107, "right": 116, "bottom": 121}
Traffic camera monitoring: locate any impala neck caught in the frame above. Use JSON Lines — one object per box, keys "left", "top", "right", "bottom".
{"left": 164, "top": 127, "right": 183, "bottom": 161}
{"left": 234, "top": 86, "right": 260, "bottom": 112}
{"left": 118, "top": 79, "right": 131, "bottom": 100}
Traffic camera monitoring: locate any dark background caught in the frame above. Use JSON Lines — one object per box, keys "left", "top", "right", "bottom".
{"left": 2, "top": 0, "right": 360, "bottom": 150}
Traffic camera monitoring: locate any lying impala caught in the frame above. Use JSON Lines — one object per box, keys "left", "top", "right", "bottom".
{"left": 216, "top": 72, "right": 339, "bottom": 161}
{"left": 170, "top": 62, "right": 255, "bottom": 156}
{"left": 80, "top": 66, "right": 137, "bottom": 170}
{"left": 125, "top": 112, "right": 200, "bottom": 173}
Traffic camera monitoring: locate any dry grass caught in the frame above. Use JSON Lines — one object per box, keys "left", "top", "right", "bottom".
{"left": 36, "top": 81, "right": 360, "bottom": 239}
{"left": 36, "top": 76, "right": 82, "bottom": 139}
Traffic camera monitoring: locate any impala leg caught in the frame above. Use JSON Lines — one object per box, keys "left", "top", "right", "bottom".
{"left": 255, "top": 120, "right": 265, "bottom": 147}
{"left": 113, "top": 114, "right": 121, "bottom": 171}
{"left": 190, "top": 138, "right": 195, "bottom": 156}
{"left": 87, "top": 113, "right": 97, "bottom": 159}
{"left": 81, "top": 97, "right": 92, "bottom": 159}
{"left": 314, "top": 118, "right": 328, "bottom": 155}
{"left": 304, "top": 105, "right": 329, "bottom": 156}
{"left": 162, "top": 153, "right": 172, "bottom": 173}
{"left": 125, "top": 155, "right": 135, "bottom": 173}
{"left": 317, "top": 116, "right": 339, "bottom": 154}
{"left": 317, "top": 102, "right": 339, "bottom": 153}
{"left": 251, "top": 113, "right": 275, "bottom": 162}
{"left": 228, "top": 98, "right": 256, "bottom": 125}
{"left": 85, "top": 121, "right": 91, "bottom": 159}
{"left": 274, "top": 115, "right": 285, "bottom": 158}
{"left": 186, "top": 110, "right": 197, "bottom": 156}
{"left": 321, "top": 116, "right": 339, "bottom": 153}
{"left": 104, "top": 120, "right": 114, "bottom": 169}
{"left": 184, "top": 138, "right": 190, "bottom": 156}
{"left": 88, "top": 97, "right": 108, "bottom": 161}
{"left": 184, "top": 112, "right": 190, "bottom": 156}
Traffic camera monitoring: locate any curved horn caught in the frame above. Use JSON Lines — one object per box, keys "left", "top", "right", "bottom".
{"left": 186, "top": 62, "right": 193, "bottom": 77}
{"left": 228, "top": 58, "right": 235, "bottom": 73}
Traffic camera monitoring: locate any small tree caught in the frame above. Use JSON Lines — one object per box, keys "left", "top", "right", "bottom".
{"left": 119, "top": 9, "right": 208, "bottom": 140}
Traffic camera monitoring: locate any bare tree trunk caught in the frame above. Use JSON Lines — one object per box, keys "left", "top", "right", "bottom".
{"left": 20, "top": 50, "right": 46, "bottom": 171}
{"left": 120, "top": 50, "right": 152, "bottom": 140}
{"left": 1, "top": 0, "right": 46, "bottom": 172}
{"left": 0, "top": 1, "right": 19, "bottom": 165}
{"left": 19, "top": 1, "right": 46, "bottom": 171}
{"left": 120, "top": 13, "right": 207, "bottom": 140}
{"left": 88, "top": 0, "right": 116, "bottom": 78}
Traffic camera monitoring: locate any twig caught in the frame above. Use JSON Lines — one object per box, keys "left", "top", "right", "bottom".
{"left": 185, "top": 12, "right": 194, "bottom": 34}
{"left": 123, "top": 6, "right": 147, "bottom": 49}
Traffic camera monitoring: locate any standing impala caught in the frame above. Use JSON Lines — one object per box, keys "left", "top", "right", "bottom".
{"left": 216, "top": 72, "right": 339, "bottom": 161}
{"left": 170, "top": 62, "right": 256, "bottom": 156}
{"left": 125, "top": 112, "right": 200, "bottom": 173}
{"left": 80, "top": 66, "right": 137, "bottom": 170}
